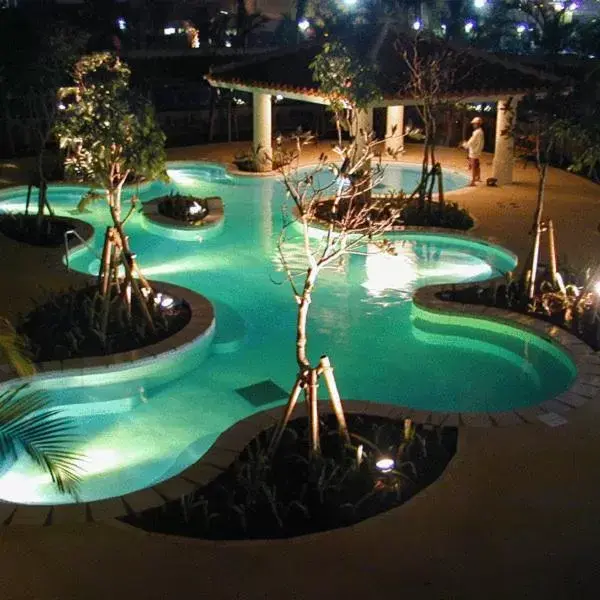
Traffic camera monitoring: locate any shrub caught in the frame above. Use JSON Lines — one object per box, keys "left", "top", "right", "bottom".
{"left": 124, "top": 413, "right": 457, "bottom": 540}
{"left": 156, "top": 193, "right": 208, "bottom": 223}
{"left": 18, "top": 286, "right": 190, "bottom": 361}
{"left": 401, "top": 201, "right": 474, "bottom": 230}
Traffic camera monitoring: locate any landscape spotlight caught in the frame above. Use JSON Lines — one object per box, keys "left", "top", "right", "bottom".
{"left": 516, "top": 24, "right": 526, "bottom": 33}
{"left": 375, "top": 457, "right": 395, "bottom": 473}
{"left": 474, "top": 0, "right": 487, "bottom": 8}
{"left": 464, "top": 20, "right": 475, "bottom": 33}
{"left": 154, "top": 293, "right": 175, "bottom": 309}
{"left": 412, "top": 20, "right": 421, "bottom": 31}
{"left": 298, "top": 18, "right": 310, "bottom": 32}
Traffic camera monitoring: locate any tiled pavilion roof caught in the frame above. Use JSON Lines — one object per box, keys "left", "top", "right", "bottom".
{"left": 206, "top": 28, "right": 561, "bottom": 104}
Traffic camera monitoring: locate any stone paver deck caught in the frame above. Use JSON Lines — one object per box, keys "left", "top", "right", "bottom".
{"left": 1, "top": 143, "right": 600, "bottom": 598}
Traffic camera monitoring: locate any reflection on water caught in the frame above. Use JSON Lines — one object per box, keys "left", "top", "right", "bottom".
{"left": 362, "top": 239, "right": 492, "bottom": 308}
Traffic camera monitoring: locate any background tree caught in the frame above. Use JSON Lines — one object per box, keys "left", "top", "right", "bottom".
{"left": 399, "top": 34, "right": 465, "bottom": 210}
{"left": 511, "top": 88, "right": 600, "bottom": 302}
{"left": 0, "top": 9, "right": 88, "bottom": 231}
{"left": 476, "top": 0, "right": 578, "bottom": 55}
{"left": 54, "top": 52, "right": 167, "bottom": 334}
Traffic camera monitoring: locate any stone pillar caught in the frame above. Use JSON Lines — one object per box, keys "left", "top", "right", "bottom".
{"left": 385, "top": 105, "right": 405, "bottom": 157}
{"left": 492, "top": 97, "right": 518, "bottom": 185}
{"left": 354, "top": 107, "right": 374, "bottom": 160}
{"left": 253, "top": 92, "right": 272, "bottom": 172}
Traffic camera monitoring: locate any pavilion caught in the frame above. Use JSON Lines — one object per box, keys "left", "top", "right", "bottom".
{"left": 206, "top": 29, "right": 559, "bottom": 183}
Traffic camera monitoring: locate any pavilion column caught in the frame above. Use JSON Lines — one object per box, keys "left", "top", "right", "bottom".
{"left": 385, "top": 105, "right": 405, "bottom": 157}
{"left": 354, "top": 107, "right": 373, "bottom": 160}
{"left": 492, "top": 97, "right": 518, "bottom": 185}
{"left": 253, "top": 91, "right": 272, "bottom": 172}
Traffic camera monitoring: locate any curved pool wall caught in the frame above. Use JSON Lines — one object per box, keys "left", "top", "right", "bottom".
{"left": 0, "top": 161, "right": 576, "bottom": 505}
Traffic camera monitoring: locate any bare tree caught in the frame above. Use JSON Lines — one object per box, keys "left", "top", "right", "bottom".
{"left": 268, "top": 130, "right": 404, "bottom": 456}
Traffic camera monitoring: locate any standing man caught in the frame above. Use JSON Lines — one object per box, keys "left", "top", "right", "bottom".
{"left": 462, "top": 116, "right": 484, "bottom": 186}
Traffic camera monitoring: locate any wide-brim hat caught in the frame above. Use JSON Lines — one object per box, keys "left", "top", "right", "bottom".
{"left": 471, "top": 117, "right": 483, "bottom": 125}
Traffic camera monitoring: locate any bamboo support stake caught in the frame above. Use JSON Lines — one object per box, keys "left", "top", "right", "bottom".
{"left": 436, "top": 163, "right": 445, "bottom": 207}
{"left": 100, "top": 240, "right": 115, "bottom": 335}
{"left": 99, "top": 226, "right": 113, "bottom": 295}
{"left": 308, "top": 368, "right": 320, "bottom": 455}
{"left": 547, "top": 219, "right": 566, "bottom": 293}
{"left": 268, "top": 376, "right": 304, "bottom": 454}
{"left": 319, "top": 355, "right": 350, "bottom": 444}
{"left": 121, "top": 252, "right": 156, "bottom": 332}
{"left": 25, "top": 185, "right": 32, "bottom": 215}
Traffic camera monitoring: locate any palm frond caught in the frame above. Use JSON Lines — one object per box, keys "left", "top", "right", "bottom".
{"left": 0, "top": 318, "right": 36, "bottom": 378}
{"left": 0, "top": 384, "right": 83, "bottom": 496}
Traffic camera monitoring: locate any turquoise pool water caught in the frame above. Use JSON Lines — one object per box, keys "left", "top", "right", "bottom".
{"left": 0, "top": 162, "right": 576, "bottom": 504}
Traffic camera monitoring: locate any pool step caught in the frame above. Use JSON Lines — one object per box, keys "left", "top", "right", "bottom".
{"left": 212, "top": 300, "right": 247, "bottom": 354}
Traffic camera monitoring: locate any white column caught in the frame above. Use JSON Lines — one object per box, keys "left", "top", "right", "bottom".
{"left": 253, "top": 92, "right": 272, "bottom": 172}
{"left": 492, "top": 97, "right": 518, "bottom": 185}
{"left": 385, "top": 105, "right": 405, "bottom": 157}
{"left": 354, "top": 107, "right": 374, "bottom": 160}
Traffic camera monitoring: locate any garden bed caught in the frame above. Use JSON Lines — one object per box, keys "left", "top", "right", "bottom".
{"left": 18, "top": 285, "right": 191, "bottom": 361}
{"left": 0, "top": 213, "right": 85, "bottom": 247}
{"left": 125, "top": 413, "right": 457, "bottom": 540}
{"left": 157, "top": 193, "right": 208, "bottom": 224}
{"left": 441, "top": 277, "right": 600, "bottom": 350}
{"left": 142, "top": 195, "right": 223, "bottom": 232}
{"left": 311, "top": 197, "right": 473, "bottom": 231}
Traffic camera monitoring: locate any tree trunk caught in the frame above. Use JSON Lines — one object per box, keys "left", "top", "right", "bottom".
{"left": 296, "top": 261, "right": 318, "bottom": 370}
{"left": 207, "top": 88, "right": 217, "bottom": 143}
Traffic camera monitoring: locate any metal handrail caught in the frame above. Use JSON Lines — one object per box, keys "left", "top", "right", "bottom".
{"left": 64, "top": 229, "right": 101, "bottom": 271}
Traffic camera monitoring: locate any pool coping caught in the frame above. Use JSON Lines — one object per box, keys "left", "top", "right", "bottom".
{"left": 2, "top": 286, "right": 596, "bottom": 526}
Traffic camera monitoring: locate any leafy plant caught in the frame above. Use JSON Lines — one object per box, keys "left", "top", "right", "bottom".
{"left": 401, "top": 200, "right": 474, "bottom": 230}
{"left": 0, "top": 384, "right": 83, "bottom": 496}
{"left": 156, "top": 193, "right": 208, "bottom": 224}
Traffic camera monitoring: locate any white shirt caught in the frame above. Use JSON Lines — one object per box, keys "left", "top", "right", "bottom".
{"left": 464, "top": 127, "right": 484, "bottom": 159}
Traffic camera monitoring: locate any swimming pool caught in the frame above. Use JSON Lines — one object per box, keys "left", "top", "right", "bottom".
{"left": 0, "top": 162, "right": 576, "bottom": 504}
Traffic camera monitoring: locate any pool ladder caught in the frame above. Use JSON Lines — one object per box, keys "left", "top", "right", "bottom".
{"left": 64, "top": 229, "right": 101, "bottom": 271}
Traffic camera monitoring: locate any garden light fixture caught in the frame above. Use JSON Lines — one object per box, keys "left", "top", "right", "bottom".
{"left": 154, "top": 293, "right": 175, "bottom": 309}
{"left": 298, "top": 19, "right": 310, "bottom": 32}
{"left": 375, "top": 457, "right": 395, "bottom": 473}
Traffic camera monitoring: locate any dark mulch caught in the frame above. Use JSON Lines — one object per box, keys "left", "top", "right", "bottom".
{"left": 124, "top": 413, "right": 457, "bottom": 540}
{"left": 18, "top": 285, "right": 191, "bottom": 362}
{"left": 0, "top": 213, "right": 73, "bottom": 247}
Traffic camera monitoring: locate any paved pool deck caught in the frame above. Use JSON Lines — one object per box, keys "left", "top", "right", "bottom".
{"left": 1, "top": 143, "right": 600, "bottom": 599}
